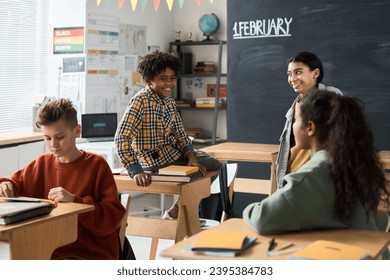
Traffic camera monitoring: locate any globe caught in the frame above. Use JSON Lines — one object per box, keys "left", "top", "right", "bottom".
{"left": 198, "top": 13, "right": 220, "bottom": 41}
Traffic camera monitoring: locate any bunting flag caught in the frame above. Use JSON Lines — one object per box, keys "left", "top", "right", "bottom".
{"left": 210, "top": 0, "right": 213, "bottom": 3}
{"left": 166, "top": 0, "right": 174, "bottom": 11}
{"left": 196, "top": 0, "right": 201, "bottom": 7}
{"left": 130, "top": 0, "right": 138, "bottom": 11}
{"left": 178, "top": 0, "right": 184, "bottom": 9}
{"left": 141, "top": 0, "right": 148, "bottom": 11}
{"left": 107, "top": 0, "right": 113, "bottom": 6}
{"left": 153, "top": 0, "right": 160, "bottom": 11}
{"left": 118, "top": 0, "right": 125, "bottom": 9}
{"left": 96, "top": 0, "right": 102, "bottom": 6}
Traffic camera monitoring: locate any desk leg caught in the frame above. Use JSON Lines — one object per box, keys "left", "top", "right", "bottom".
{"left": 7, "top": 215, "right": 78, "bottom": 260}
{"left": 179, "top": 177, "right": 211, "bottom": 241}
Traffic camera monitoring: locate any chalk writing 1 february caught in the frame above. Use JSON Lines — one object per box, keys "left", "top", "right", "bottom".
{"left": 232, "top": 17, "right": 293, "bottom": 39}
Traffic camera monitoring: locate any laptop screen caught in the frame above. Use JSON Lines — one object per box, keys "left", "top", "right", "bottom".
{"left": 81, "top": 113, "right": 118, "bottom": 140}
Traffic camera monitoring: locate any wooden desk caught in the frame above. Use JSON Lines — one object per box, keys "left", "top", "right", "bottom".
{"left": 161, "top": 218, "right": 390, "bottom": 260}
{"left": 114, "top": 172, "right": 217, "bottom": 259}
{"left": 201, "top": 142, "right": 279, "bottom": 193}
{"left": 379, "top": 150, "right": 390, "bottom": 169}
{"left": 378, "top": 151, "right": 390, "bottom": 231}
{"left": 0, "top": 202, "right": 94, "bottom": 259}
{"left": 0, "top": 129, "right": 43, "bottom": 147}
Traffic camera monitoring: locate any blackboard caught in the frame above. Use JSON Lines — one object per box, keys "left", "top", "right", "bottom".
{"left": 227, "top": 0, "right": 390, "bottom": 170}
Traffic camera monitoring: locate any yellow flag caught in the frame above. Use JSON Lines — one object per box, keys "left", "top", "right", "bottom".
{"left": 166, "top": 0, "right": 174, "bottom": 11}
{"left": 131, "top": 0, "right": 138, "bottom": 11}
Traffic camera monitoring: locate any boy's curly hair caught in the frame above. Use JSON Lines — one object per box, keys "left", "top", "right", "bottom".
{"left": 137, "top": 51, "right": 181, "bottom": 82}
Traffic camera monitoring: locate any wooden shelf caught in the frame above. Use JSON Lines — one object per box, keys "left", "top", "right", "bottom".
{"left": 169, "top": 40, "right": 227, "bottom": 145}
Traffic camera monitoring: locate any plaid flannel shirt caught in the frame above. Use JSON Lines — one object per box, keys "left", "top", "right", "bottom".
{"left": 115, "top": 85, "right": 193, "bottom": 177}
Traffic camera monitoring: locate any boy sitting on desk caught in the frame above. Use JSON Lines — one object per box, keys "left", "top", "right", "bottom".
{"left": 0, "top": 98, "right": 125, "bottom": 260}
{"left": 115, "top": 51, "right": 221, "bottom": 220}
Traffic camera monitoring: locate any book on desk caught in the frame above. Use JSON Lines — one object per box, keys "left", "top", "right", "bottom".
{"left": 112, "top": 166, "right": 203, "bottom": 183}
{"left": 288, "top": 240, "right": 370, "bottom": 260}
{"left": 158, "top": 165, "right": 199, "bottom": 176}
{"left": 0, "top": 197, "right": 55, "bottom": 225}
{"left": 151, "top": 171, "right": 202, "bottom": 183}
{"left": 190, "top": 230, "right": 257, "bottom": 257}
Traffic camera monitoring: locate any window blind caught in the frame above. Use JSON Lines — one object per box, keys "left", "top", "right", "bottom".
{"left": 0, "top": 0, "right": 49, "bottom": 132}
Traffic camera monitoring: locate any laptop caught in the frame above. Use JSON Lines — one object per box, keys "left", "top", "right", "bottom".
{"left": 81, "top": 113, "right": 118, "bottom": 142}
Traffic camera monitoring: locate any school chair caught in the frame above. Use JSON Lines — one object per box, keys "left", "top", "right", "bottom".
{"left": 201, "top": 163, "right": 238, "bottom": 228}
{"left": 118, "top": 192, "right": 136, "bottom": 260}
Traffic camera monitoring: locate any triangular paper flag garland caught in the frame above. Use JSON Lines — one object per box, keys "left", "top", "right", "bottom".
{"left": 89, "top": 0, "right": 215, "bottom": 11}
{"left": 131, "top": 0, "right": 138, "bottom": 11}
{"left": 166, "top": 0, "right": 174, "bottom": 11}
{"left": 153, "top": 0, "right": 161, "bottom": 12}
{"left": 118, "top": 0, "right": 125, "bottom": 9}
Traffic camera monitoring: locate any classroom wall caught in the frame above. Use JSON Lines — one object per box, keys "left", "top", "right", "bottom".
{"left": 47, "top": 0, "right": 228, "bottom": 138}
{"left": 48, "top": 0, "right": 85, "bottom": 99}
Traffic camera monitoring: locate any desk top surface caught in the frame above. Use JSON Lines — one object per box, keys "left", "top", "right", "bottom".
{"left": 114, "top": 170, "right": 218, "bottom": 194}
{"left": 379, "top": 151, "right": 390, "bottom": 169}
{"left": 201, "top": 142, "right": 279, "bottom": 162}
{"left": 160, "top": 218, "right": 390, "bottom": 260}
{"left": 0, "top": 202, "right": 94, "bottom": 233}
{"left": 0, "top": 129, "right": 43, "bottom": 146}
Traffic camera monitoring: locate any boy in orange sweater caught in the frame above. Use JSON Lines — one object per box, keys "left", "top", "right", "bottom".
{"left": 0, "top": 98, "right": 125, "bottom": 259}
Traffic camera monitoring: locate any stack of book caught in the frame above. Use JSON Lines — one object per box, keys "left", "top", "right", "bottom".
{"left": 151, "top": 165, "right": 202, "bottom": 182}
{"left": 175, "top": 99, "right": 195, "bottom": 108}
{"left": 191, "top": 230, "right": 257, "bottom": 257}
{"left": 195, "top": 97, "right": 225, "bottom": 108}
{"left": 185, "top": 127, "right": 204, "bottom": 138}
{"left": 192, "top": 134, "right": 220, "bottom": 144}
{"left": 194, "top": 61, "right": 216, "bottom": 74}
{"left": 112, "top": 165, "right": 202, "bottom": 183}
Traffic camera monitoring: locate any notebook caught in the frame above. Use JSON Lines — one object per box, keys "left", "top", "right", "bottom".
{"left": 288, "top": 240, "right": 370, "bottom": 260}
{"left": 81, "top": 113, "right": 118, "bottom": 142}
{"left": 191, "top": 230, "right": 257, "bottom": 257}
{"left": 0, "top": 200, "right": 54, "bottom": 225}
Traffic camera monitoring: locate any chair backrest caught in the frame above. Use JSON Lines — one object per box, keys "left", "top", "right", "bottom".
{"left": 118, "top": 192, "right": 136, "bottom": 259}
{"left": 218, "top": 163, "right": 238, "bottom": 222}
{"left": 210, "top": 163, "right": 238, "bottom": 194}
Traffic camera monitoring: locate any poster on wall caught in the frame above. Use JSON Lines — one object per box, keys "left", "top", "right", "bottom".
{"left": 63, "top": 56, "right": 85, "bottom": 73}
{"left": 53, "top": 27, "right": 84, "bottom": 54}
{"left": 119, "top": 24, "right": 147, "bottom": 55}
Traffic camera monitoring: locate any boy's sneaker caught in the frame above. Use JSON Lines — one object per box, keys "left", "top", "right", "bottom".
{"left": 162, "top": 203, "right": 178, "bottom": 220}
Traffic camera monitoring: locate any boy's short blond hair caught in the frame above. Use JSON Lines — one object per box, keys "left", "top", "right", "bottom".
{"left": 36, "top": 98, "right": 78, "bottom": 128}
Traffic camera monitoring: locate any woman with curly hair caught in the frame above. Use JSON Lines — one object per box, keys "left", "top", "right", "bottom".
{"left": 244, "top": 90, "right": 389, "bottom": 242}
